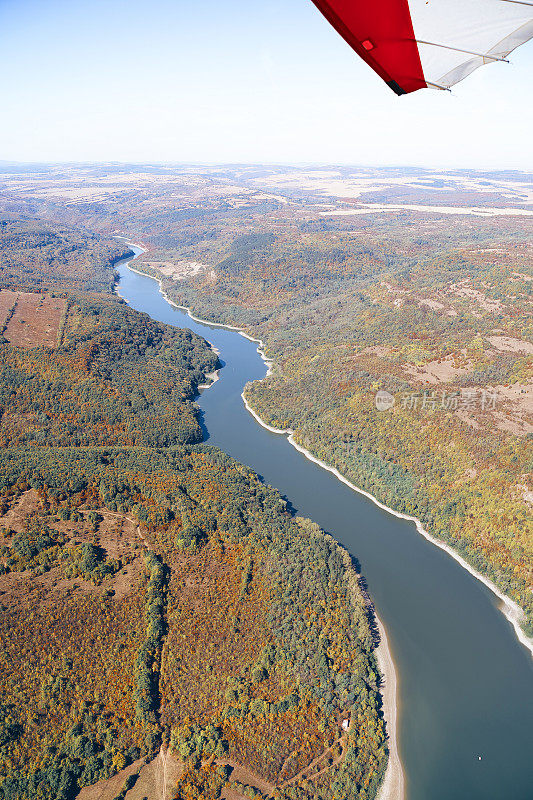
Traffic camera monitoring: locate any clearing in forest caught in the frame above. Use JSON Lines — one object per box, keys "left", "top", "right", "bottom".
{"left": 1, "top": 290, "right": 66, "bottom": 347}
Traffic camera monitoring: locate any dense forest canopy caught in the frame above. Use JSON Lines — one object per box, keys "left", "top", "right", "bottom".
{"left": 0, "top": 216, "right": 129, "bottom": 292}
{"left": 1, "top": 293, "right": 218, "bottom": 449}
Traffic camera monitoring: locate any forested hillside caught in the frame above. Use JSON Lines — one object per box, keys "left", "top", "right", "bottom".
{"left": 0, "top": 448, "right": 386, "bottom": 800}
{"left": 0, "top": 216, "right": 129, "bottom": 292}
{"left": 1, "top": 293, "right": 217, "bottom": 448}
{"left": 2, "top": 162, "right": 531, "bottom": 797}
{"left": 0, "top": 217, "right": 387, "bottom": 800}
{"left": 4, "top": 165, "right": 530, "bottom": 629}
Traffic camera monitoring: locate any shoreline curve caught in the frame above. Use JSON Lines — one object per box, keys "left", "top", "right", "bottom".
{"left": 117, "top": 245, "right": 405, "bottom": 799}
{"left": 240, "top": 388, "right": 533, "bottom": 659}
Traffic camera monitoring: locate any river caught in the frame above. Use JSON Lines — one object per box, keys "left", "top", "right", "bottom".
{"left": 117, "top": 249, "right": 533, "bottom": 800}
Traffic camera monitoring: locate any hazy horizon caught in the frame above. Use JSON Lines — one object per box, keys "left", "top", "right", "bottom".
{"left": 1, "top": 160, "right": 532, "bottom": 177}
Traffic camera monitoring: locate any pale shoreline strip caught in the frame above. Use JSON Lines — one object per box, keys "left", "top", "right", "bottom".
{"left": 375, "top": 618, "right": 404, "bottom": 800}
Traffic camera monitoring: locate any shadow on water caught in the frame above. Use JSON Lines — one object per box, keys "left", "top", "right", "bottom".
{"left": 196, "top": 409, "right": 209, "bottom": 442}
{"left": 278, "top": 494, "right": 299, "bottom": 517}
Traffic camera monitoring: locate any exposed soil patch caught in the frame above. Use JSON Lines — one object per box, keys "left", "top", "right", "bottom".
{"left": 403, "top": 355, "right": 473, "bottom": 384}
{"left": 360, "top": 345, "right": 394, "bottom": 357}
{"left": 0, "top": 491, "right": 144, "bottom": 605}
{"left": 416, "top": 297, "right": 457, "bottom": 316}
{"left": 447, "top": 281, "right": 504, "bottom": 315}
{"left": 487, "top": 336, "right": 533, "bottom": 355}
{"left": 76, "top": 758, "right": 145, "bottom": 800}
{"left": 489, "top": 382, "right": 533, "bottom": 435}
{"left": 76, "top": 752, "right": 183, "bottom": 800}
{"left": 2, "top": 291, "right": 66, "bottom": 348}
{"left": 142, "top": 259, "right": 217, "bottom": 283}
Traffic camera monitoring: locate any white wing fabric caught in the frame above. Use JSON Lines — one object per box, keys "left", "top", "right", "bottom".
{"left": 412, "top": 0, "right": 533, "bottom": 90}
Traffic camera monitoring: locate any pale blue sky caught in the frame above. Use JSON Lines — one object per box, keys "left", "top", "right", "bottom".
{"left": 1, "top": 0, "right": 532, "bottom": 169}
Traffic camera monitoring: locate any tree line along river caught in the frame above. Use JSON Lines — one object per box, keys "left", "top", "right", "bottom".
{"left": 117, "top": 249, "right": 533, "bottom": 800}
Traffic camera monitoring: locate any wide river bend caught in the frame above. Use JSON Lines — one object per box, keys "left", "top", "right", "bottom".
{"left": 117, "top": 250, "right": 533, "bottom": 800}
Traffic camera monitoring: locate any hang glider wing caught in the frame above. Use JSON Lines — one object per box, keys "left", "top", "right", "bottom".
{"left": 311, "top": 0, "right": 533, "bottom": 94}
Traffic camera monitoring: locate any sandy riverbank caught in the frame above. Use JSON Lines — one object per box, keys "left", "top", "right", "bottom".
{"left": 198, "top": 369, "right": 221, "bottom": 389}
{"left": 375, "top": 619, "right": 405, "bottom": 800}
